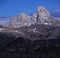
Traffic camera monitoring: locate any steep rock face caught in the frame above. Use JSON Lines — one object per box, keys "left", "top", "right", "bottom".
{"left": 32, "top": 13, "right": 38, "bottom": 24}
{"left": 8, "top": 6, "right": 60, "bottom": 28}
{"left": 9, "top": 16, "right": 17, "bottom": 28}
{"left": 9, "top": 13, "right": 35, "bottom": 28}
{"left": 17, "top": 13, "right": 35, "bottom": 27}
{"left": 37, "top": 6, "right": 55, "bottom": 25}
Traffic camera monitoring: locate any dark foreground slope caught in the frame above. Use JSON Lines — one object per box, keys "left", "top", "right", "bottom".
{"left": 0, "top": 33, "right": 60, "bottom": 58}
{"left": 0, "top": 24, "right": 60, "bottom": 58}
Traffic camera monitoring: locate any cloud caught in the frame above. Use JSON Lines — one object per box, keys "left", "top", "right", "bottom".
{"left": 0, "top": 20, "right": 9, "bottom": 26}
{"left": 54, "top": 8, "right": 60, "bottom": 13}
{"left": 52, "top": 8, "right": 60, "bottom": 17}
{"left": 0, "top": 16, "right": 10, "bottom": 26}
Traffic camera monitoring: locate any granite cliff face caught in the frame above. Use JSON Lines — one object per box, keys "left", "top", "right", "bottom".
{"left": 9, "top": 13, "right": 35, "bottom": 28}
{"left": 7, "top": 6, "right": 60, "bottom": 28}
{"left": 37, "top": 6, "right": 55, "bottom": 25}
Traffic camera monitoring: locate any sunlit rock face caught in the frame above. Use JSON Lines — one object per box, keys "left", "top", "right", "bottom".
{"left": 9, "top": 16, "right": 18, "bottom": 28}
{"left": 17, "top": 13, "right": 34, "bottom": 27}
{"left": 37, "top": 6, "right": 55, "bottom": 25}
{"left": 8, "top": 6, "right": 60, "bottom": 28}
{"left": 9, "top": 13, "right": 35, "bottom": 28}
{"left": 32, "top": 13, "right": 38, "bottom": 24}
{"left": 37, "top": 6, "right": 50, "bottom": 18}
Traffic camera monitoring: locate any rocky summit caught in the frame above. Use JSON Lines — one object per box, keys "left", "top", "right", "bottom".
{"left": 6, "top": 6, "right": 60, "bottom": 28}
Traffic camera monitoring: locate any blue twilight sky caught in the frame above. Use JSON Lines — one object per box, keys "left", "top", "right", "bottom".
{"left": 0, "top": 0, "right": 60, "bottom": 17}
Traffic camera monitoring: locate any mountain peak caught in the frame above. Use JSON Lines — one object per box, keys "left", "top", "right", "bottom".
{"left": 37, "top": 6, "right": 50, "bottom": 16}
{"left": 19, "top": 13, "right": 31, "bottom": 18}
{"left": 3, "top": 6, "right": 60, "bottom": 28}
{"left": 38, "top": 6, "right": 46, "bottom": 11}
{"left": 20, "top": 13, "right": 26, "bottom": 16}
{"left": 37, "top": 6, "right": 50, "bottom": 20}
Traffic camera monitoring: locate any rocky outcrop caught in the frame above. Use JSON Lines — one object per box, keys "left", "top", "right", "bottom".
{"left": 9, "top": 16, "right": 18, "bottom": 28}
{"left": 17, "top": 13, "right": 34, "bottom": 27}
{"left": 9, "top": 13, "right": 36, "bottom": 28}
{"left": 0, "top": 24, "right": 60, "bottom": 41}
{"left": 37, "top": 6, "right": 54, "bottom": 25}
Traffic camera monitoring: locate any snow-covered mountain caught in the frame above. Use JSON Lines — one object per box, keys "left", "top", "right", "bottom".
{"left": 0, "top": 6, "right": 60, "bottom": 28}
{"left": 6, "top": 6, "right": 60, "bottom": 28}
